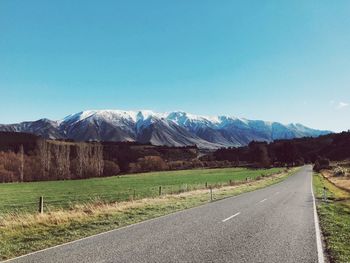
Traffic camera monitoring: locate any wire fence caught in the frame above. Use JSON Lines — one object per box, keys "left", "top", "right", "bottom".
{"left": 0, "top": 178, "right": 254, "bottom": 214}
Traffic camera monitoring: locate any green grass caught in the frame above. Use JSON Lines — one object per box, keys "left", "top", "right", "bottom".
{"left": 313, "top": 173, "right": 350, "bottom": 263}
{"left": 0, "top": 167, "right": 282, "bottom": 213}
{"left": 0, "top": 168, "right": 296, "bottom": 261}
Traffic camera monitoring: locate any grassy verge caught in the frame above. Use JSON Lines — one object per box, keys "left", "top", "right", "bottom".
{"left": 0, "top": 168, "right": 298, "bottom": 261}
{"left": 0, "top": 167, "right": 282, "bottom": 213}
{"left": 313, "top": 173, "right": 350, "bottom": 263}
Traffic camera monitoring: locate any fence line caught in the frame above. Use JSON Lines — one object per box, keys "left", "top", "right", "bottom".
{"left": 0, "top": 176, "right": 265, "bottom": 214}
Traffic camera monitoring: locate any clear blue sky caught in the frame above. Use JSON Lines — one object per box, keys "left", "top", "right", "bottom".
{"left": 1, "top": 1, "right": 349, "bottom": 132}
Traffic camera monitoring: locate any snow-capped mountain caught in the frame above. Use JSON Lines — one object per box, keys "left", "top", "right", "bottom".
{"left": 0, "top": 110, "right": 332, "bottom": 149}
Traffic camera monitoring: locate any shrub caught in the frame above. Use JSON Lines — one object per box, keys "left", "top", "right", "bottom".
{"left": 334, "top": 166, "right": 347, "bottom": 177}
{"left": 138, "top": 156, "right": 168, "bottom": 172}
{"left": 295, "top": 157, "right": 305, "bottom": 166}
{"left": 128, "top": 162, "right": 142, "bottom": 173}
{"left": 191, "top": 159, "right": 204, "bottom": 168}
{"left": 103, "top": 160, "right": 120, "bottom": 176}
{"left": 167, "top": 161, "right": 183, "bottom": 170}
{"left": 313, "top": 158, "right": 330, "bottom": 172}
{"left": 0, "top": 164, "right": 15, "bottom": 183}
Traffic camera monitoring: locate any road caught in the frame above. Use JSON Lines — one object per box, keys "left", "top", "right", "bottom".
{"left": 5, "top": 165, "right": 322, "bottom": 263}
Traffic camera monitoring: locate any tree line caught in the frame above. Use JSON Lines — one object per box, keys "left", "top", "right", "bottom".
{"left": 3, "top": 130, "right": 348, "bottom": 183}
{"left": 0, "top": 140, "right": 104, "bottom": 182}
{"left": 214, "top": 131, "right": 350, "bottom": 168}
{"left": 0, "top": 132, "right": 237, "bottom": 183}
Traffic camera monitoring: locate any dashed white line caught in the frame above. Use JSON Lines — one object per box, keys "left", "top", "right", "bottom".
{"left": 222, "top": 212, "right": 241, "bottom": 222}
{"left": 258, "top": 198, "right": 267, "bottom": 203}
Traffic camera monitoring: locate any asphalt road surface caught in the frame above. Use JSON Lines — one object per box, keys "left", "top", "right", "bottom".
{"left": 5, "top": 165, "right": 322, "bottom": 263}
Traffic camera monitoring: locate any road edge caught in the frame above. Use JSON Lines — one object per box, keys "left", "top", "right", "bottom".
{"left": 311, "top": 171, "right": 325, "bottom": 263}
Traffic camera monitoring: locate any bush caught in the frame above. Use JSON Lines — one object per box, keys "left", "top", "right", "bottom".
{"left": 313, "top": 158, "right": 330, "bottom": 172}
{"left": 128, "top": 162, "right": 142, "bottom": 173}
{"left": 168, "top": 161, "right": 185, "bottom": 170}
{"left": 295, "top": 157, "right": 305, "bottom": 166}
{"left": 0, "top": 164, "right": 15, "bottom": 183}
{"left": 334, "top": 166, "right": 347, "bottom": 177}
{"left": 103, "top": 160, "right": 120, "bottom": 176}
{"left": 138, "top": 156, "right": 168, "bottom": 172}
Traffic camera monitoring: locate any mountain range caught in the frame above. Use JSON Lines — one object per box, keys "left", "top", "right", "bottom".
{"left": 0, "top": 110, "right": 331, "bottom": 149}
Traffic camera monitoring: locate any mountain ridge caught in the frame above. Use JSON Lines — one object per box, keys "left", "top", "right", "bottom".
{"left": 0, "top": 109, "right": 332, "bottom": 149}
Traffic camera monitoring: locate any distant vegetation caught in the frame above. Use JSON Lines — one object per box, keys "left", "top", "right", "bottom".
{"left": 1, "top": 131, "right": 349, "bottom": 183}
{"left": 214, "top": 131, "right": 350, "bottom": 168}
{"left": 0, "top": 132, "right": 232, "bottom": 183}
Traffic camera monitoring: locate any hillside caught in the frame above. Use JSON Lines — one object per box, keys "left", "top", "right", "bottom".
{"left": 0, "top": 110, "right": 331, "bottom": 149}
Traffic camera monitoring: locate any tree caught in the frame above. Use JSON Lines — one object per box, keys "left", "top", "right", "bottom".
{"left": 19, "top": 144, "right": 24, "bottom": 182}
{"left": 275, "top": 142, "right": 299, "bottom": 166}
{"left": 249, "top": 141, "right": 271, "bottom": 168}
{"left": 313, "top": 157, "right": 330, "bottom": 172}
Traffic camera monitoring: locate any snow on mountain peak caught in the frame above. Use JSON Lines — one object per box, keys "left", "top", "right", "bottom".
{"left": 0, "top": 108, "right": 332, "bottom": 148}
{"left": 61, "top": 110, "right": 274, "bottom": 129}
{"left": 62, "top": 110, "right": 134, "bottom": 125}
{"left": 167, "top": 111, "right": 221, "bottom": 126}
{"left": 136, "top": 110, "right": 167, "bottom": 121}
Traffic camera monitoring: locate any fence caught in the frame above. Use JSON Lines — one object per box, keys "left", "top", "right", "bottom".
{"left": 0, "top": 177, "right": 255, "bottom": 214}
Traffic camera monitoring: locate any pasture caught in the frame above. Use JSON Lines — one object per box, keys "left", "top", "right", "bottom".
{"left": 0, "top": 167, "right": 282, "bottom": 213}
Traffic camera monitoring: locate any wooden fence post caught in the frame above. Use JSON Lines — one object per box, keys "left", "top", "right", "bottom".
{"left": 133, "top": 189, "right": 136, "bottom": 200}
{"left": 39, "top": 196, "right": 44, "bottom": 214}
{"left": 205, "top": 182, "right": 208, "bottom": 188}
{"left": 210, "top": 186, "right": 213, "bottom": 202}
{"left": 159, "top": 186, "right": 162, "bottom": 196}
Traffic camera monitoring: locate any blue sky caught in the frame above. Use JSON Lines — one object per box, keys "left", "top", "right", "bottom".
{"left": 0, "top": 1, "right": 349, "bottom": 132}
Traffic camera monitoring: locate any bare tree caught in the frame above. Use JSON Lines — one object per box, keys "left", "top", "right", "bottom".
{"left": 19, "top": 145, "right": 24, "bottom": 182}
{"left": 63, "top": 144, "right": 71, "bottom": 179}
{"left": 38, "top": 140, "right": 52, "bottom": 180}
{"left": 37, "top": 140, "right": 47, "bottom": 178}
{"left": 92, "top": 143, "right": 103, "bottom": 177}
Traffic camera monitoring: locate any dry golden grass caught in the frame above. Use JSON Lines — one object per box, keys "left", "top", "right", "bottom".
{"left": 0, "top": 198, "right": 164, "bottom": 229}
{"left": 329, "top": 177, "right": 350, "bottom": 191}
{"left": 321, "top": 167, "right": 350, "bottom": 193}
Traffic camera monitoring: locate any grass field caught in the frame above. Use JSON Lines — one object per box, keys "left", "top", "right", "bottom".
{"left": 0, "top": 167, "right": 295, "bottom": 260}
{"left": 0, "top": 167, "right": 283, "bottom": 214}
{"left": 313, "top": 173, "right": 350, "bottom": 263}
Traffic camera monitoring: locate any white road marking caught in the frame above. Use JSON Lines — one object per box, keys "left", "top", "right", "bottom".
{"left": 274, "top": 191, "right": 280, "bottom": 195}
{"left": 258, "top": 198, "right": 267, "bottom": 203}
{"left": 311, "top": 173, "right": 325, "bottom": 263}
{"left": 222, "top": 212, "right": 241, "bottom": 222}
